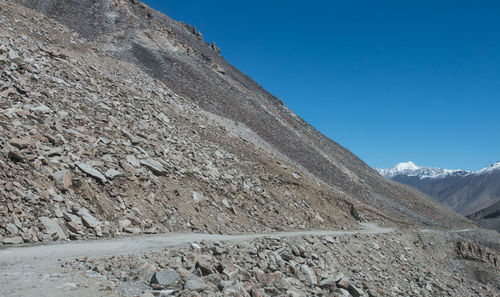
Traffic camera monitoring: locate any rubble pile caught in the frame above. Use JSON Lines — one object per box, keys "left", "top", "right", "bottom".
{"left": 65, "top": 231, "right": 499, "bottom": 297}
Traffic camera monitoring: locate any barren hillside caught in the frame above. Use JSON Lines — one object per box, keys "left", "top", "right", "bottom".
{"left": 2, "top": 0, "right": 474, "bottom": 241}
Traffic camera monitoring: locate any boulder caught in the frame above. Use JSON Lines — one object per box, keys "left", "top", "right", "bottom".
{"left": 300, "top": 264, "right": 317, "bottom": 285}
{"left": 76, "top": 163, "right": 107, "bottom": 183}
{"left": 77, "top": 208, "right": 101, "bottom": 229}
{"left": 184, "top": 278, "right": 209, "bottom": 291}
{"left": 140, "top": 159, "right": 168, "bottom": 175}
{"left": 39, "top": 217, "right": 67, "bottom": 240}
{"left": 150, "top": 269, "right": 180, "bottom": 286}
{"left": 2, "top": 236, "right": 24, "bottom": 244}
{"left": 105, "top": 168, "right": 122, "bottom": 180}
{"left": 6, "top": 223, "right": 19, "bottom": 235}
{"left": 53, "top": 170, "right": 72, "bottom": 191}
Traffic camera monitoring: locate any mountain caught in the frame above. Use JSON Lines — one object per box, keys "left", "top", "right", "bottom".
{"left": 0, "top": 0, "right": 474, "bottom": 247}
{"left": 1, "top": 2, "right": 499, "bottom": 297}
{"left": 467, "top": 200, "right": 500, "bottom": 232}
{"left": 378, "top": 161, "right": 500, "bottom": 230}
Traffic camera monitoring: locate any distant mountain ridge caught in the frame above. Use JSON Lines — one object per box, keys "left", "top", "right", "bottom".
{"left": 378, "top": 161, "right": 500, "bottom": 231}
{"left": 377, "top": 161, "right": 500, "bottom": 179}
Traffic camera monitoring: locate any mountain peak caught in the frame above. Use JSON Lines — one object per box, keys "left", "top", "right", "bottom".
{"left": 394, "top": 161, "right": 419, "bottom": 171}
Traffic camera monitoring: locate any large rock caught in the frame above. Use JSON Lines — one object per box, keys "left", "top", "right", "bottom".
{"left": 77, "top": 208, "right": 101, "bottom": 229}
{"left": 184, "top": 278, "right": 209, "bottom": 291}
{"left": 8, "top": 49, "right": 24, "bottom": 65}
{"left": 150, "top": 269, "right": 180, "bottom": 286}
{"left": 39, "top": 217, "right": 67, "bottom": 240}
{"left": 2, "top": 236, "right": 24, "bottom": 244}
{"left": 105, "top": 168, "right": 122, "bottom": 180}
{"left": 53, "top": 170, "right": 72, "bottom": 191}
{"left": 76, "top": 163, "right": 107, "bottom": 183}
{"left": 301, "top": 264, "right": 317, "bottom": 285}
{"left": 6, "top": 223, "right": 19, "bottom": 235}
{"left": 140, "top": 159, "right": 168, "bottom": 175}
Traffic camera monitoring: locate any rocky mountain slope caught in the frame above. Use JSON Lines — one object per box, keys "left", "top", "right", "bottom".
{"left": 0, "top": 2, "right": 498, "bottom": 297}
{"left": 377, "top": 161, "right": 500, "bottom": 231}
{"left": 1, "top": 0, "right": 367, "bottom": 244}
{"left": 4, "top": 0, "right": 474, "bottom": 237}
{"left": 467, "top": 200, "right": 500, "bottom": 232}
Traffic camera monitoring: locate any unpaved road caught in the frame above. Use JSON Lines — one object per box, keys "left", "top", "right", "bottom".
{"left": 0, "top": 223, "right": 392, "bottom": 297}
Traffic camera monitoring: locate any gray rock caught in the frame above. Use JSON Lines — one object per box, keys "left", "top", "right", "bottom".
{"left": 301, "top": 264, "right": 317, "bottom": 285}
{"left": 124, "top": 227, "right": 141, "bottom": 234}
{"left": 126, "top": 155, "right": 140, "bottom": 168}
{"left": 324, "top": 236, "right": 336, "bottom": 244}
{"left": 184, "top": 278, "right": 208, "bottom": 291}
{"left": 348, "top": 284, "right": 364, "bottom": 297}
{"left": 6, "top": 223, "right": 19, "bottom": 235}
{"left": 76, "top": 163, "right": 107, "bottom": 183}
{"left": 64, "top": 212, "right": 83, "bottom": 225}
{"left": 192, "top": 191, "right": 204, "bottom": 203}
{"left": 105, "top": 168, "right": 122, "bottom": 180}
{"left": 119, "top": 219, "right": 132, "bottom": 230}
{"left": 77, "top": 208, "right": 101, "bottom": 228}
{"left": 52, "top": 170, "right": 71, "bottom": 191}
{"left": 8, "top": 49, "right": 23, "bottom": 65}
{"left": 150, "top": 269, "right": 180, "bottom": 286}
{"left": 140, "top": 159, "right": 167, "bottom": 175}
{"left": 39, "top": 217, "right": 67, "bottom": 240}
{"left": 157, "top": 112, "right": 170, "bottom": 123}
{"left": 336, "top": 278, "right": 350, "bottom": 290}
{"left": 122, "top": 129, "right": 141, "bottom": 145}
{"left": 2, "top": 236, "right": 24, "bottom": 244}
{"left": 221, "top": 199, "right": 231, "bottom": 209}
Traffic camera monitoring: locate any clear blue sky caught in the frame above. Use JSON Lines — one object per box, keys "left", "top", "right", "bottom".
{"left": 143, "top": 0, "right": 500, "bottom": 171}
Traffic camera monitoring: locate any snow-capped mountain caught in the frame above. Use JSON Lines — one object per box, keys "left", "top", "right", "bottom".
{"left": 377, "top": 161, "right": 500, "bottom": 179}
{"left": 376, "top": 161, "right": 465, "bottom": 179}
{"left": 377, "top": 161, "right": 500, "bottom": 231}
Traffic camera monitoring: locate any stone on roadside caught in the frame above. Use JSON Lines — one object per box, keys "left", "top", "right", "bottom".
{"left": 184, "top": 278, "right": 209, "bottom": 291}
{"left": 301, "top": 264, "right": 317, "bottom": 285}
{"left": 3, "top": 236, "right": 24, "bottom": 244}
{"left": 77, "top": 208, "right": 101, "bottom": 229}
{"left": 124, "top": 227, "right": 141, "bottom": 234}
{"left": 39, "top": 217, "right": 67, "bottom": 240}
{"left": 66, "top": 221, "right": 81, "bottom": 233}
{"left": 150, "top": 269, "right": 180, "bottom": 287}
{"left": 6, "top": 223, "right": 19, "bottom": 235}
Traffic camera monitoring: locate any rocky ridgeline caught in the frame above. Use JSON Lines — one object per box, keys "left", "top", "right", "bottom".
{"left": 63, "top": 231, "right": 498, "bottom": 297}
{"left": 0, "top": 2, "right": 358, "bottom": 245}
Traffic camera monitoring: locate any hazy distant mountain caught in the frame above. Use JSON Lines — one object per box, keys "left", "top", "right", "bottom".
{"left": 378, "top": 161, "right": 500, "bottom": 230}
